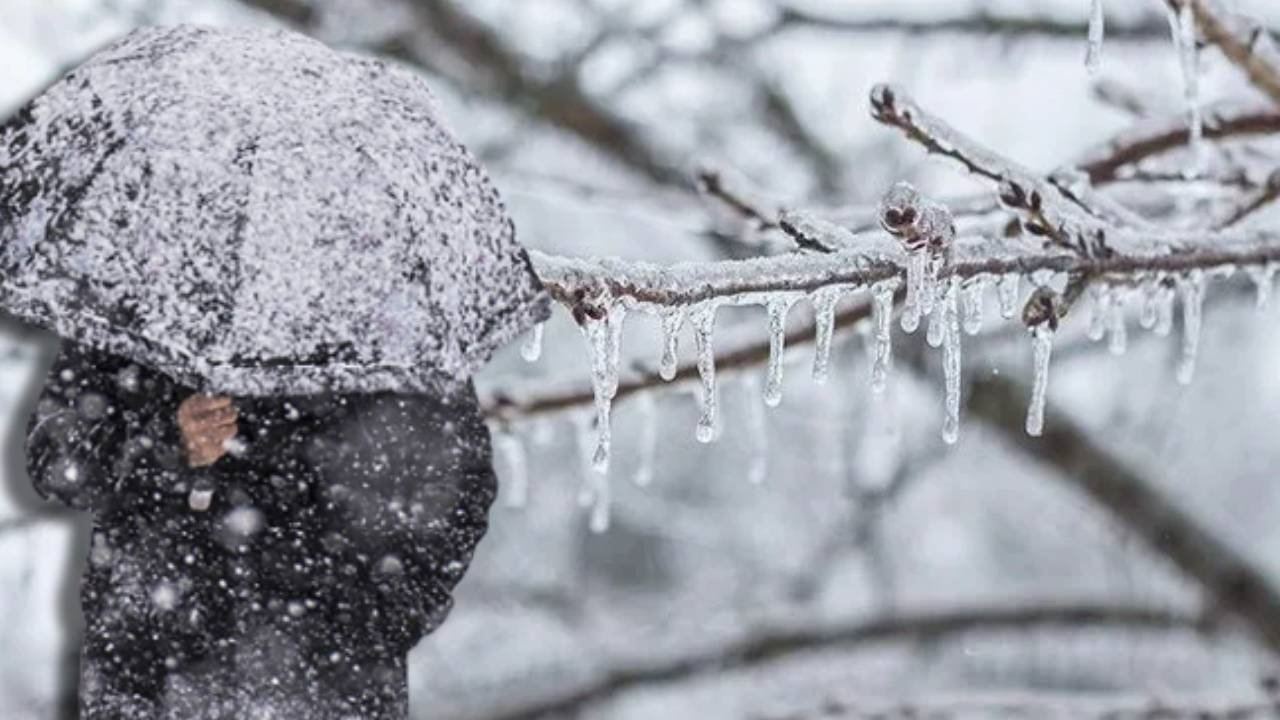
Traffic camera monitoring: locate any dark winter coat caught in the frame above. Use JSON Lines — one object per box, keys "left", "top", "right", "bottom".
{"left": 24, "top": 341, "right": 498, "bottom": 719}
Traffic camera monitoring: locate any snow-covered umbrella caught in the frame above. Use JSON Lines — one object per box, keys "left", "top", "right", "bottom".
{"left": 0, "top": 24, "right": 549, "bottom": 395}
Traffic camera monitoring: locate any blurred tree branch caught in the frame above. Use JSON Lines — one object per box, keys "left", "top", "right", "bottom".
{"left": 477, "top": 603, "right": 1215, "bottom": 720}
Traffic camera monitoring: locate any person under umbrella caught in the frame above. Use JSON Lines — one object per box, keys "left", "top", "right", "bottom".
{"left": 3, "top": 25, "right": 549, "bottom": 719}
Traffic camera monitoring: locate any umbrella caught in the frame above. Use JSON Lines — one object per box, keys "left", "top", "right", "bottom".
{"left": 0, "top": 24, "right": 549, "bottom": 396}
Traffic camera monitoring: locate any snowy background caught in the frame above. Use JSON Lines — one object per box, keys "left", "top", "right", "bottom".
{"left": 4, "top": 0, "right": 1280, "bottom": 718}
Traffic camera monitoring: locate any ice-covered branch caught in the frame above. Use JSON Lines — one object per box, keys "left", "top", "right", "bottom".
{"left": 769, "top": 6, "right": 1172, "bottom": 41}
{"left": 477, "top": 603, "right": 1214, "bottom": 720}
{"left": 1075, "top": 101, "right": 1280, "bottom": 183}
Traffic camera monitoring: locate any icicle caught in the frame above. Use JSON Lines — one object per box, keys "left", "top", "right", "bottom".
{"left": 581, "top": 311, "right": 619, "bottom": 475}
{"left": 744, "top": 376, "right": 768, "bottom": 485}
{"left": 997, "top": 273, "right": 1020, "bottom": 320}
{"left": 520, "top": 322, "right": 545, "bottom": 362}
{"left": 926, "top": 286, "right": 946, "bottom": 348}
{"left": 1176, "top": 270, "right": 1205, "bottom": 385}
{"left": 1169, "top": 0, "right": 1204, "bottom": 168}
{"left": 961, "top": 276, "right": 986, "bottom": 336}
{"left": 810, "top": 287, "right": 840, "bottom": 384}
{"left": 496, "top": 431, "right": 529, "bottom": 509}
{"left": 1087, "top": 284, "right": 1109, "bottom": 341}
{"left": 920, "top": 253, "right": 943, "bottom": 319}
{"left": 633, "top": 392, "right": 656, "bottom": 488}
{"left": 1086, "top": 0, "right": 1106, "bottom": 75}
{"left": 871, "top": 279, "right": 896, "bottom": 393}
{"left": 1139, "top": 277, "right": 1160, "bottom": 330}
{"left": 941, "top": 278, "right": 963, "bottom": 445}
{"left": 1247, "top": 264, "right": 1276, "bottom": 310}
{"left": 1107, "top": 291, "right": 1128, "bottom": 356}
{"left": 1026, "top": 323, "right": 1056, "bottom": 437}
{"left": 604, "top": 304, "right": 626, "bottom": 399}
{"left": 658, "top": 308, "right": 685, "bottom": 381}
{"left": 901, "top": 251, "right": 926, "bottom": 332}
{"left": 763, "top": 297, "right": 795, "bottom": 407}
{"left": 691, "top": 305, "right": 719, "bottom": 443}
{"left": 1155, "top": 282, "right": 1176, "bottom": 337}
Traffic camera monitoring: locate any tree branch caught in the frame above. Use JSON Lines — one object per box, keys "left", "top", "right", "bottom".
{"left": 966, "top": 372, "right": 1280, "bottom": 656}
{"left": 477, "top": 603, "right": 1214, "bottom": 720}
{"left": 1188, "top": 0, "right": 1280, "bottom": 107}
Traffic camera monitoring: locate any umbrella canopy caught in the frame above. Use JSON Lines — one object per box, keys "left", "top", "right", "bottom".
{"left": 0, "top": 24, "right": 549, "bottom": 396}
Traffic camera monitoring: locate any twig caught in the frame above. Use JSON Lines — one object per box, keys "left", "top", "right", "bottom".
{"left": 771, "top": 6, "right": 1172, "bottom": 41}
{"left": 1188, "top": 0, "right": 1280, "bottom": 107}
{"left": 1076, "top": 101, "right": 1280, "bottom": 183}
{"left": 1217, "top": 169, "right": 1280, "bottom": 228}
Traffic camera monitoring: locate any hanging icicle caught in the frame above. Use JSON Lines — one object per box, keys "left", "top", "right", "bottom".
{"left": 1168, "top": 0, "right": 1204, "bottom": 169}
{"left": 1155, "top": 282, "right": 1176, "bottom": 337}
{"left": 581, "top": 305, "right": 623, "bottom": 475}
{"left": 871, "top": 279, "right": 897, "bottom": 394}
{"left": 810, "top": 287, "right": 841, "bottom": 384}
{"left": 496, "top": 430, "right": 529, "bottom": 509}
{"left": 997, "top": 273, "right": 1020, "bottom": 320}
{"left": 1026, "top": 323, "right": 1056, "bottom": 437}
{"left": 633, "top": 391, "right": 657, "bottom": 488}
{"left": 901, "top": 250, "right": 927, "bottom": 333}
{"left": 926, "top": 291, "right": 946, "bottom": 348}
{"left": 1087, "top": 283, "right": 1110, "bottom": 341}
{"left": 690, "top": 304, "right": 720, "bottom": 443}
{"left": 1139, "top": 276, "right": 1161, "bottom": 330}
{"left": 961, "top": 275, "right": 986, "bottom": 336}
{"left": 520, "top": 322, "right": 545, "bottom": 363}
{"left": 1247, "top": 263, "right": 1276, "bottom": 310}
{"left": 1176, "top": 269, "right": 1205, "bottom": 385}
{"left": 763, "top": 296, "right": 796, "bottom": 407}
{"left": 1107, "top": 291, "right": 1128, "bottom": 356}
{"left": 941, "top": 277, "right": 963, "bottom": 445}
{"left": 658, "top": 308, "right": 685, "bottom": 381}
{"left": 1086, "top": 0, "right": 1106, "bottom": 75}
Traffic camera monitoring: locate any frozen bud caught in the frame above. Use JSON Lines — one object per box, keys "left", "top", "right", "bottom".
{"left": 878, "top": 181, "right": 921, "bottom": 238}
{"left": 869, "top": 83, "right": 899, "bottom": 121}
{"left": 914, "top": 202, "right": 955, "bottom": 254}
{"left": 1022, "top": 286, "right": 1062, "bottom": 332}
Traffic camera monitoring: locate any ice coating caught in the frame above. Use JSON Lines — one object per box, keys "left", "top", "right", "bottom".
{"left": 1088, "top": 284, "right": 1110, "bottom": 342}
{"left": 0, "top": 25, "right": 549, "bottom": 395}
{"left": 1026, "top": 323, "right": 1055, "bottom": 437}
{"left": 581, "top": 313, "right": 618, "bottom": 475}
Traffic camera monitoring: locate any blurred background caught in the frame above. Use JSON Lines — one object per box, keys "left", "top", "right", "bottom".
{"left": 4, "top": 0, "right": 1280, "bottom": 718}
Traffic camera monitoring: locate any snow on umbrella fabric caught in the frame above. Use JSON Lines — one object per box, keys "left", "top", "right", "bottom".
{"left": 0, "top": 24, "right": 549, "bottom": 396}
